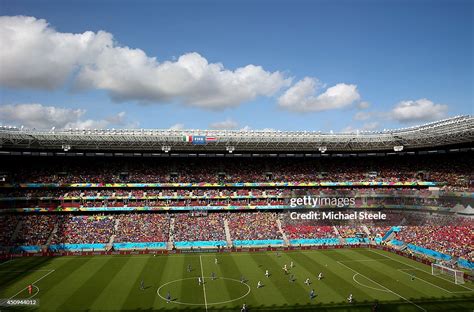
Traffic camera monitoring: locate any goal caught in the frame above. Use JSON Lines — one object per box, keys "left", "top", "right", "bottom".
{"left": 431, "top": 263, "right": 465, "bottom": 284}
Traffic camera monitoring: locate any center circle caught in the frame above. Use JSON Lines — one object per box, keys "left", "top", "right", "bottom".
{"left": 157, "top": 277, "right": 251, "bottom": 306}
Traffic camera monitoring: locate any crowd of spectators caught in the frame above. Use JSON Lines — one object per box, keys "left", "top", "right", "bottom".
{"left": 279, "top": 212, "right": 337, "bottom": 239}
{"left": 2, "top": 210, "right": 472, "bottom": 265}
{"left": 2, "top": 189, "right": 465, "bottom": 212}
{"left": 395, "top": 216, "right": 473, "bottom": 261}
{"left": 172, "top": 213, "right": 226, "bottom": 241}
{"left": 336, "top": 226, "right": 366, "bottom": 238}
{"left": 13, "top": 215, "right": 58, "bottom": 246}
{"left": 367, "top": 226, "right": 392, "bottom": 238}
{"left": 283, "top": 225, "right": 335, "bottom": 239}
{"left": 228, "top": 212, "right": 282, "bottom": 240}
{"left": 3, "top": 187, "right": 466, "bottom": 201}
{"left": 1, "top": 187, "right": 461, "bottom": 198}
{"left": 0, "top": 215, "right": 18, "bottom": 246}
{"left": 51, "top": 215, "right": 115, "bottom": 244}
{"left": 115, "top": 214, "right": 170, "bottom": 243}
{"left": 1, "top": 154, "right": 472, "bottom": 188}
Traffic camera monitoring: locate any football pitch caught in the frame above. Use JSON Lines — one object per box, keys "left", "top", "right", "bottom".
{"left": 1, "top": 248, "right": 473, "bottom": 311}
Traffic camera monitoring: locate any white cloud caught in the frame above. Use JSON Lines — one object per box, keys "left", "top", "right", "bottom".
{"left": 361, "top": 121, "right": 380, "bottom": 130}
{"left": 209, "top": 118, "right": 239, "bottom": 130}
{"left": 76, "top": 52, "right": 291, "bottom": 109}
{"left": 105, "top": 111, "right": 126, "bottom": 125}
{"left": 65, "top": 119, "right": 110, "bottom": 130}
{"left": 346, "top": 98, "right": 449, "bottom": 131}
{"left": 0, "top": 103, "right": 132, "bottom": 129}
{"left": 0, "top": 16, "right": 112, "bottom": 90}
{"left": 226, "top": 125, "right": 276, "bottom": 131}
{"left": 0, "top": 103, "right": 85, "bottom": 129}
{"left": 169, "top": 123, "right": 185, "bottom": 130}
{"left": 342, "top": 121, "right": 380, "bottom": 133}
{"left": 278, "top": 77, "right": 360, "bottom": 112}
{"left": 391, "top": 99, "right": 448, "bottom": 123}
{"left": 0, "top": 16, "right": 291, "bottom": 109}
{"left": 353, "top": 111, "right": 372, "bottom": 121}
{"left": 357, "top": 101, "right": 370, "bottom": 109}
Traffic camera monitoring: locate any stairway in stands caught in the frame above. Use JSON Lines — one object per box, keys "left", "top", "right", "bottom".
{"left": 167, "top": 217, "right": 175, "bottom": 250}
{"left": 43, "top": 222, "right": 58, "bottom": 251}
{"left": 276, "top": 219, "right": 289, "bottom": 246}
{"left": 224, "top": 219, "right": 232, "bottom": 247}
{"left": 106, "top": 218, "right": 119, "bottom": 251}
{"left": 362, "top": 225, "right": 371, "bottom": 237}
{"left": 333, "top": 226, "right": 345, "bottom": 245}
{"left": 10, "top": 219, "right": 23, "bottom": 244}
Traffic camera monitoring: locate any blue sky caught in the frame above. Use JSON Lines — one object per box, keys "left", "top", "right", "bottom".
{"left": 0, "top": 0, "right": 472, "bottom": 131}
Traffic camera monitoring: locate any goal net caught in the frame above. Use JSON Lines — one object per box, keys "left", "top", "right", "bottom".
{"left": 431, "top": 263, "right": 465, "bottom": 284}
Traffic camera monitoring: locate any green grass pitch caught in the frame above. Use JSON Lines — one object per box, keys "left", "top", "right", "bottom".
{"left": 1, "top": 248, "right": 473, "bottom": 311}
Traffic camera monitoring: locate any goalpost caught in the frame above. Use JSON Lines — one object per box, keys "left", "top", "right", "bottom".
{"left": 431, "top": 263, "right": 465, "bottom": 284}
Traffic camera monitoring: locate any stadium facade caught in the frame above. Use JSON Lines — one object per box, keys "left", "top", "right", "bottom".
{"left": 0, "top": 115, "right": 472, "bottom": 153}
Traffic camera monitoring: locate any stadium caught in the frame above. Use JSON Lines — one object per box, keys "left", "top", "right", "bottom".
{"left": 0, "top": 116, "right": 473, "bottom": 311}
{"left": 1, "top": 1, "right": 474, "bottom": 311}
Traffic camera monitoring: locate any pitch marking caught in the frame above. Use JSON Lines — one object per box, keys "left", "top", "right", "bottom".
{"left": 397, "top": 269, "right": 473, "bottom": 294}
{"left": 338, "top": 261, "right": 427, "bottom": 312}
{"left": 369, "top": 250, "right": 473, "bottom": 291}
{"left": 0, "top": 260, "right": 13, "bottom": 266}
{"left": 8, "top": 269, "right": 55, "bottom": 300}
{"left": 352, "top": 273, "right": 389, "bottom": 293}
{"left": 199, "top": 255, "right": 209, "bottom": 312}
{"left": 156, "top": 277, "right": 251, "bottom": 306}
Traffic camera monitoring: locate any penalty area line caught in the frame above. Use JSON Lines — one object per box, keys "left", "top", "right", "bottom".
{"left": 337, "top": 261, "right": 427, "bottom": 312}
{"left": 8, "top": 269, "right": 55, "bottom": 300}
{"left": 369, "top": 250, "right": 473, "bottom": 291}
{"left": 0, "top": 260, "right": 13, "bottom": 266}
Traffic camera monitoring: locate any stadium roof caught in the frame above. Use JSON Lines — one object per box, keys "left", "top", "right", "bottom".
{"left": 0, "top": 115, "right": 473, "bottom": 152}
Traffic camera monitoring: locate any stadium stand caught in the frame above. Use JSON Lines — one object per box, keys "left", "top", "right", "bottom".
{"left": 0, "top": 122, "right": 473, "bottom": 273}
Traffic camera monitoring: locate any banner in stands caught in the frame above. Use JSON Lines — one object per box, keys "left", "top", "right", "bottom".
{"left": 0, "top": 181, "right": 441, "bottom": 188}
{"left": 2, "top": 204, "right": 454, "bottom": 213}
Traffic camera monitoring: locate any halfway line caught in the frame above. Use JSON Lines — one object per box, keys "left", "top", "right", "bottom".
{"left": 199, "top": 255, "right": 209, "bottom": 312}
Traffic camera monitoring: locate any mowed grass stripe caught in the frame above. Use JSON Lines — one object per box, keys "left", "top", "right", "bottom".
{"left": 121, "top": 255, "right": 170, "bottom": 310}
{"left": 248, "top": 252, "right": 310, "bottom": 305}
{"left": 201, "top": 254, "right": 250, "bottom": 309}
{"left": 302, "top": 250, "right": 388, "bottom": 303}
{"left": 284, "top": 251, "right": 352, "bottom": 303}
{"left": 0, "top": 256, "right": 54, "bottom": 292}
{"left": 211, "top": 253, "right": 258, "bottom": 309}
{"left": 200, "top": 255, "right": 230, "bottom": 306}
{"left": 89, "top": 256, "right": 150, "bottom": 310}
{"left": 152, "top": 254, "right": 188, "bottom": 309}
{"left": 236, "top": 253, "right": 292, "bottom": 307}
{"left": 37, "top": 257, "right": 98, "bottom": 310}
{"left": 57, "top": 256, "right": 129, "bottom": 311}
{"left": 0, "top": 270, "right": 53, "bottom": 299}
{"left": 322, "top": 249, "right": 397, "bottom": 303}
{"left": 179, "top": 254, "right": 205, "bottom": 306}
